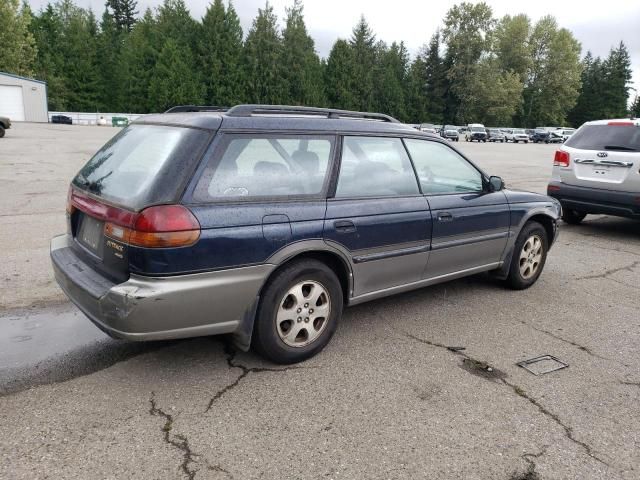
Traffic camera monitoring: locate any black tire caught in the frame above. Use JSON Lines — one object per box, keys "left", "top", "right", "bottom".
{"left": 0, "top": 126, "right": 5, "bottom": 138}
{"left": 561, "top": 207, "right": 587, "bottom": 225}
{"left": 252, "top": 259, "right": 343, "bottom": 364}
{"left": 505, "top": 221, "right": 549, "bottom": 290}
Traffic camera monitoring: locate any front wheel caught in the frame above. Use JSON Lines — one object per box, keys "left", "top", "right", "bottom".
{"left": 504, "top": 221, "right": 548, "bottom": 290}
{"left": 0, "top": 126, "right": 5, "bottom": 138}
{"left": 252, "top": 259, "right": 343, "bottom": 364}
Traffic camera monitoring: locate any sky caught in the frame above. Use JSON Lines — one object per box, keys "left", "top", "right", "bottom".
{"left": 28, "top": 0, "right": 640, "bottom": 102}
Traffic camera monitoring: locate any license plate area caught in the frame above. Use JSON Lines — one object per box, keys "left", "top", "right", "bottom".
{"left": 77, "top": 214, "right": 104, "bottom": 256}
{"left": 575, "top": 162, "right": 627, "bottom": 184}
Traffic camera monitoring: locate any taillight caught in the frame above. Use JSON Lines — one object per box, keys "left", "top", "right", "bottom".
{"left": 607, "top": 121, "right": 634, "bottom": 126}
{"left": 66, "top": 186, "right": 75, "bottom": 214}
{"left": 554, "top": 150, "right": 570, "bottom": 167}
{"left": 105, "top": 205, "right": 200, "bottom": 248}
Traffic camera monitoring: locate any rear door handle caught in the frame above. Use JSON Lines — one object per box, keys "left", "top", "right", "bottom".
{"left": 334, "top": 220, "right": 356, "bottom": 233}
{"left": 437, "top": 212, "right": 453, "bottom": 222}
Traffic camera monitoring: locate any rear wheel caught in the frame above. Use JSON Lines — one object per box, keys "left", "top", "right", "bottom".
{"left": 253, "top": 259, "right": 343, "bottom": 364}
{"left": 0, "top": 126, "right": 5, "bottom": 138}
{"left": 561, "top": 206, "right": 587, "bottom": 225}
{"left": 505, "top": 221, "right": 548, "bottom": 290}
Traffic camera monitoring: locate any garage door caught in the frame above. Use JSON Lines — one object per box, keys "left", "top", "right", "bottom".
{"left": 0, "top": 85, "right": 26, "bottom": 121}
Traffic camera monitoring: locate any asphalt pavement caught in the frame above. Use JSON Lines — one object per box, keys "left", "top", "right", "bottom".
{"left": 0, "top": 124, "right": 638, "bottom": 479}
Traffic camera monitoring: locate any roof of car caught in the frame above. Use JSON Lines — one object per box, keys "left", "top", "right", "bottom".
{"left": 133, "top": 105, "right": 431, "bottom": 136}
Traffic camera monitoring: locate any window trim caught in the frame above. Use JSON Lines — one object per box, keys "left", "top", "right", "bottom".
{"left": 330, "top": 134, "right": 423, "bottom": 200}
{"left": 402, "top": 137, "right": 487, "bottom": 197}
{"left": 184, "top": 132, "right": 338, "bottom": 205}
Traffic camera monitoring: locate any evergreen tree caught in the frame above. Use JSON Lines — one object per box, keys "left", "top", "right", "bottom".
{"left": 96, "top": 8, "right": 123, "bottom": 111}
{"left": 349, "top": 15, "right": 376, "bottom": 111}
{"left": 373, "top": 41, "right": 407, "bottom": 121}
{"left": 244, "top": 2, "right": 284, "bottom": 104}
{"left": 567, "top": 52, "right": 602, "bottom": 127}
{"left": 281, "top": 0, "right": 324, "bottom": 106}
{"left": 149, "top": 38, "right": 204, "bottom": 112}
{"left": 0, "top": 0, "right": 37, "bottom": 76}
{"left": 119, "top": 8, "right": 158, "bottom": 113}
{"left": 30, "top": 3, "right": 66, "bottom": 109}
{"left": 200, "top": 0, "right": 244, "bottom": 106}
{"left": 601, "top": 42, "right": 632, "bottom": 118}
{"left": 106, "top": 0, "right": 137, "bottom": 32}
{"left": 405, "top": 48, "right": 429, "bottom": 123}
{"left": 324, "top": 39, "right": 357, "bottom": 110}
{"left": 631, "top": 95, "right": 640, "bottom": 117}
{"left": 423, "top": 31, "right": 447, "bottom": 123}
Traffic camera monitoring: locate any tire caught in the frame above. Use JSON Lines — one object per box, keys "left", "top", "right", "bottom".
{"left": 0, "top": 126, "right": 5, "bottom": 138}
{"left": 561, "top": 207, "right": 587, "bottom": 225}
{"left": 505, "top": 221, "right": 549, "bottom": 290}
{"left": 252, "top": 259, "right": 343, "bottom": 364}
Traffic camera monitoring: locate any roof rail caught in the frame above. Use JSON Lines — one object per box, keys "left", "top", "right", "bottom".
{"left": 225, "top": 104, "right": 400, "bottom": 123}
{"left": 164, "top": 105, "right": 228, "bottom": 113}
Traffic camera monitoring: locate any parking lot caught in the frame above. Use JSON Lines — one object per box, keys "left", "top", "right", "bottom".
{"left": 1, "top": 122, "right": 639, "bottom": 479}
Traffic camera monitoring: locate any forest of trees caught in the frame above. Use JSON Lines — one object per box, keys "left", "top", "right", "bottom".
{"left": 1, "top": 0, "right": 636, "bottom": 126}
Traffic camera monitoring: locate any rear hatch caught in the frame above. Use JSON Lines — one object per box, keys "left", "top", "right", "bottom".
{"left": 68, "top": 124, "right": 211, "bottom": 282}
{"left": 560, "top": 122, "right": 640, "bottom": 193}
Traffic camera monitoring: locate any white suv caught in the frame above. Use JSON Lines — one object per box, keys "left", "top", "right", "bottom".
{"left": 547, "top": 118, "right": 640, "bottom": 223}
{"left": 505, "top": 129, "right": 529, "bottom": 143}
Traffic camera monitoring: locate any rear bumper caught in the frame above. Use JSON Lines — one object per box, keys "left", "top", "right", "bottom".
{"left": 51, "top": 234, "right": 273, "bottom": 341}
{"left": 547, "top": 182, "right": 640, "bottom": 217}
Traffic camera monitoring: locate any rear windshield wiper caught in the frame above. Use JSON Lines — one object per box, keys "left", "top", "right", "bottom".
{"left": 603, "top": 145, "right": 638, "bottom": 152}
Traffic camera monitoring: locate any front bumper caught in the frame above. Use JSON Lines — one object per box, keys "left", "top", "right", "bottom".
{"left": 547, "top": 182, "right": 640, "bottom": 218}
{"left": 51, "top": 234, "right": 273, "bottom": 341}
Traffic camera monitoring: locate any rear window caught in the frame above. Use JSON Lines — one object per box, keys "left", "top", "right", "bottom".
{"left": 73, "top": 125, "right": 210, "bottom": 210}
{"left": 193, "top": 134, "right": 335, "bottom": 201}
{"left": 565, "top": 125, "right": 640, "bottom": 151}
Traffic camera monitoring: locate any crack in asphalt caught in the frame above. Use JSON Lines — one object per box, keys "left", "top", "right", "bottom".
{"left": 516, "top": 320, "right": 611, "bottom": 363}
{"left": 149, "top": 393, "right": 199, "bottom": 480}
{"left": 575, "top": 261, "right": 640, "bottom": 281}
{"left": 404, "top": 333, "right": 611, "bottom": 469}
{"left": 512, "top": 446, "right": 548, "bottom": 480}
{"left": 204, "top": 345, "right": 308, "bottom": 413}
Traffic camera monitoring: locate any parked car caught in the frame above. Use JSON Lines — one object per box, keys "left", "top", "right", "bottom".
{"left": 465, "top": 123, "right": 487, "bottom": 142}
{"left": 51, "top": 104, "right": 560, "bottom": 364}
{"left": 548, "top": 130, "right": 565, "bottom": 143}
{"left": 51, "top": 115, "right": 73, "bottom": 125}
{"left": 440, "top": 125, "right": 460, "bottom": 141}
{"left": 555, "top": 128, "right": 575, "bottom": 141}
{"left": 420, "top": 123, "right": 437, "bottom": 134}
{"left": 547, "top": 118, "right": 640, "bottom": 224}
{"left": 530, "top": 130, "right": 561, "bottom": 144}
{"left": 0, "top": 115, "right": 10, "bottom": 138}
{"left": 505, "top": 129, "right": 529, "bottom": 143}
{"left": 487, "top": 128, "right": 506, "bottom": 143}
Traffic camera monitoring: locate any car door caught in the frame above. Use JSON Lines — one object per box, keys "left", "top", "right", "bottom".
{"left": 324, "top": 136, "right": 431, "bottom": 296}
{"left": 403, "top": 138, "right": 510, "bottom": 279}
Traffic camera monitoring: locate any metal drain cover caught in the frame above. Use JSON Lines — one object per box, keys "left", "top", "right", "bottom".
{"left": 517, "top": 355, "right": 568, "bottom": 375}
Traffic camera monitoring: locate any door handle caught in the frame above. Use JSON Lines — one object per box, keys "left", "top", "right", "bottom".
{"left": 437, "top": 212, "right": 454, "bottom": 222}
{"left": 334, "top": 220, "right": 356, "bottom": 233}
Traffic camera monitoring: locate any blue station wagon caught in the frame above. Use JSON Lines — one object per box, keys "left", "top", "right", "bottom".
{"left": 51, "top": 105, "right": 561, "bottom": 363}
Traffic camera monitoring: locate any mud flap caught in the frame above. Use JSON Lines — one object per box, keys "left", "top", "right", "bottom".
{"left": 231, "top": 296, "right": 260, "bottom": 351}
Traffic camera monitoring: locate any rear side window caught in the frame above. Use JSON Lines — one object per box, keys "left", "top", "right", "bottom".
{"left": 335, "top": 136, "right": 419, "bottom": 197}
{"left": 73, "top": 125, "right": 210, "bottom": 211}
{"left": 404, "top": 139, "right": 483, "bottom": 194}
{"left": 565, "top": 125, "right": 640, "bottom": 151}
{"left": 193, "top": 135, "right": 334, "bottom": 200}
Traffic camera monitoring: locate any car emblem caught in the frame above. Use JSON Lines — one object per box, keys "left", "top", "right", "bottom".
{"left": 597, "top": 152, "right": 608, "bottom": 158}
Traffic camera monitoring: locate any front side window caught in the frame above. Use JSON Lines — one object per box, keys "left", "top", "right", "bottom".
{"left": 404, "top": 139, "right": 483, "bottom": 195}
{"left": 193, "top": 135, "right": 334, "bottom": 200}
{"left": 335, "top": 136, "right": 420, "bottom": 198}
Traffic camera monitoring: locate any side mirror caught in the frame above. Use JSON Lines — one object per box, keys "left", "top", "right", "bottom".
{"left": 488, "top": 176, "right": 504, "bottom": 192}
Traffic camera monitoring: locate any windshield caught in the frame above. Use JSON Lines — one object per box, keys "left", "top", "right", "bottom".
{"left": 73, "top": 124, "right": 210, "bottom": 210}
{"left": 565, "top": 124, "right": 640, "bottom": 151}
{"left": 513, "top": 129, "right": 525, "bottom": 134}
{"left": 471, "top": 127, "right": 484, "bottom": 132}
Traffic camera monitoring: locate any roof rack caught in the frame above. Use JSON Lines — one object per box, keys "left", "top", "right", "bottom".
{"left": 164, "top": 105, "right": 228, "bottom": 113}
{"left": 225, "top": 104, "right": 400, "bottom": 123}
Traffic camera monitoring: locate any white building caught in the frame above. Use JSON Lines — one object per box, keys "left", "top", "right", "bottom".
{"left": 0, "top": 72, "right": 48, "bottom": 122}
